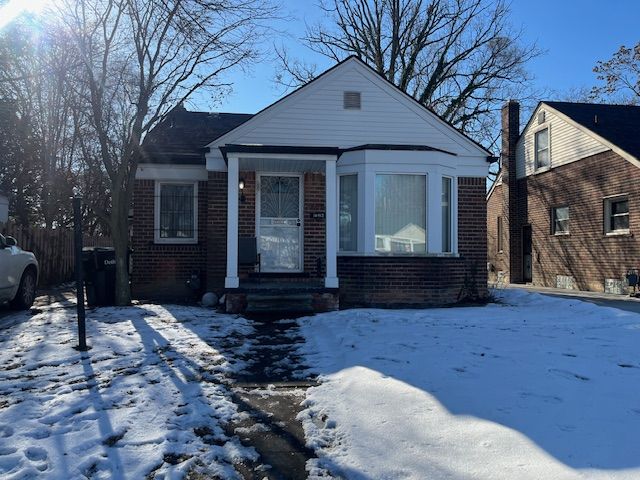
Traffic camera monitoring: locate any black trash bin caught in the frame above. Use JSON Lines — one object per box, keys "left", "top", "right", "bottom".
{"left": 82, "top": 247, "right": 117, "bottom": 306}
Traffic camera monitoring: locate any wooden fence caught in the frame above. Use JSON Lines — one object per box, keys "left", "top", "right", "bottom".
{"left": 1, "top": 222, "right": 111, "bottom": 286}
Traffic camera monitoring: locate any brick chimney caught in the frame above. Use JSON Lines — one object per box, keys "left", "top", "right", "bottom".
{"left": 500, "top": 100, "right": 521, "bottom": 282}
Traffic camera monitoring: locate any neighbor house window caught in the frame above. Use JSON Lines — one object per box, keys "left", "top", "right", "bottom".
{"left": 604, "top": 195, "right": 629, "bottom": 234}
{"left": 442, "top": 177, "right": 452, "bottom": 252}
{"left": 155, "top": 182, "right": 198, "bottom": 243}
{"left": 534, "top": 128, "right": 550, "bottom": 170}
{"left": 375, "top": 174, "right": 426, "bottom": 253}
{"left": 339, "top": 175, "right": 358, "bottom": 251}
{"left": 497, "top": 216, "right": 503, "bottom": 253}
{"left": 551, "top": 206, "right": 569, "bottom": 235}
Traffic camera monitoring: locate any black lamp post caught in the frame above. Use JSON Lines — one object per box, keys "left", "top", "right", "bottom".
{"left": 73, "top": 194, "right": 88, "bottom": 351}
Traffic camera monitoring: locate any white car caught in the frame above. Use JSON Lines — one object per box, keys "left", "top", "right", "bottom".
{"left": 0, "top": 234, "right": 38, "bottom": 309}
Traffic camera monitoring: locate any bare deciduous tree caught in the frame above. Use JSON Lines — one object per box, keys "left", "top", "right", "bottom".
{"left": 277, "top": 0, "right": 541, "bottom": 145}
{"left": 0, "top": 23, "right": 81, "bottom": 229}
{"left": 591, "top": 42, "right": 640, "bottom": 104}
{"left": 54, "top": 0, "right": 277, "bottom": 305}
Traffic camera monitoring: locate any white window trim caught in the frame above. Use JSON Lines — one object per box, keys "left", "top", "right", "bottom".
{"left": 337, "top": 160, "right": 459, "bottom": 256}
{"left": 338, "top": 172, "right": 359, "bottom": 253}
{"left": 604, "top": 194, "right": 630, "bottom": 236}
{"left": 551, "top": 206, "right": 570, "bottom": 236}
{"left": 533, "top": 124, "right": 551, "bottom": 173}
{"left": 154, "top": 180, "right": 199, "bottom": 244}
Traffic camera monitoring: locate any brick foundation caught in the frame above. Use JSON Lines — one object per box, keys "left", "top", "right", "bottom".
{"left": 338, "top": 255, "right": 484, "bottom": 307}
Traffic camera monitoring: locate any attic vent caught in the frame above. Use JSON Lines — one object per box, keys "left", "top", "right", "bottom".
{"left": 537, "top": 110, "right": 546, "bottom": 124}
{"left": 343, "top": 91, "right": 361, "bottom": 110}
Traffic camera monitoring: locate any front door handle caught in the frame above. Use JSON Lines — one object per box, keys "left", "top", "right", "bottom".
{"left": 296, "top": 219, "right": 301, "bottom": 227}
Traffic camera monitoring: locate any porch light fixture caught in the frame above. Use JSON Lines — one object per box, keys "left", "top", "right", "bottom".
{"left": 239, "top": 178, "right": 246, "bottom": 203}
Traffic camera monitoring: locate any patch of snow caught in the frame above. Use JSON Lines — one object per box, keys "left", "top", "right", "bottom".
{"left": 296, "top": 289, "right": 640, "bottom": 479}
{"left": 0, "top": 304, "right": 256, "bottom": 479}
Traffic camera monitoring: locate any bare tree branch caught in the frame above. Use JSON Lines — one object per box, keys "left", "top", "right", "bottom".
{"left": 277, "top": 0, "right": 542, "bottom": 147}
{"left": 50, "top": 0, "right": 279, "bottom": 304}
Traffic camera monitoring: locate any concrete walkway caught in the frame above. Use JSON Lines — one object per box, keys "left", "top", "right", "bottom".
{"left": 223, "top": 316, "right": 325, "bottom": 480}
{"left": 505, "top": 284, "right": 640, "bottom": 315}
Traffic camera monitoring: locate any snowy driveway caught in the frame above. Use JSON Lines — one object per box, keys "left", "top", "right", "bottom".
{"left": 295, "top": 289, "right": 640, "bottom": 479}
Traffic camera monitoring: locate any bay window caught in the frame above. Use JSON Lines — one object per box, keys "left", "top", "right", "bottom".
{"left": 375, "top": 174, "right": 426, "bottom": 253}
{"left": 155, "top": 181, "right": 198, "bottom": 243}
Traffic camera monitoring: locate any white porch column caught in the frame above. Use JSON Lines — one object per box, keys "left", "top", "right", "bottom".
{"left": 325, "top": 158, "right": 339, "bottom": 288}
{"left": 225, "top": 156, "right": 240, "bottom": 288}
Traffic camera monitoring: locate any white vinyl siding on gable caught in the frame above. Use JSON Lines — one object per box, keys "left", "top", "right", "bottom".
{"left": 516, "top": 106, "right": 610, "bottom": 178}
{"left": 209, "top": 60, "right": 483, "bottom": 157}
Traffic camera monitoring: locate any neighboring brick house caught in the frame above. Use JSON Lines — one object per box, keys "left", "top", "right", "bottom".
{"left": 132, "top": 56, "right": 493, "bottom": 312}
{"left": 488, "top": 100, "right": 640, "bottom": 293}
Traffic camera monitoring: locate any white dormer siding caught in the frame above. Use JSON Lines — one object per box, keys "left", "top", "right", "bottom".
{"left": 516, "top": 104, "right": 610, "bottom": 179}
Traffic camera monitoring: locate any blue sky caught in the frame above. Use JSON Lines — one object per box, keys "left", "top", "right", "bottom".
{"left": 209, "top": 0, "right": 640, "bottom": 114}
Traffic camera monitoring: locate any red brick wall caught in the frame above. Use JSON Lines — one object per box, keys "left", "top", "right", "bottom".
{"left": 131, "top": 179, "right": 208, "bottom": 299}
{"left": 458, "top": 177, "right": 488, "bottom": 284}
{"left": 487, "top": 182, "right": 510, "bottom": 282}
{"left": 523, "top": 150, "right": 640, "bottom": 291}
{"left": 488, "top": 150, "right": 640, "bottom": 292}
{"left": 237, "top": 171, "right": 257, "bottom": 277}
{"left": 338, "top": 256, "right": 469, "bottom": 307}
{"left": 338, "top": 176, "right": 488, "bottom": 307}
{"left": 133, "top": 172, "right": 489, "bottom": 305}
{"left": 206, "top": 172, "right": 227, "bottom": 290}
{"left": 303, "top": 173, "right": 326, "bottom": 277}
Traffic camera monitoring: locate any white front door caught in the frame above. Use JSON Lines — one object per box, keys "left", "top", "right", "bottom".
{"left": 257, "top": 174, "right": 303, "bottom": 272}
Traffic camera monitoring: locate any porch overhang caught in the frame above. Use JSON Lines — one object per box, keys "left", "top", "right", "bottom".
{"left": 219, "top": 144, "right": 340, "bottom": 161}
{"left": 223, "top": 148, "right": 339, "bottom": 290}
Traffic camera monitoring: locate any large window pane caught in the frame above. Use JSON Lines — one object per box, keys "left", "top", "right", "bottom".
{"left": 375, "top": 174, "right": 426, "bottom": 253}
{"left": 552, "top": 206, "right": 569, "bottom": 234}
{"left": 535, "top": 128, "right": 550, "bottom": 170}
{"left": 159, "top": 184, "right": 195, "bottom": 239}
{"left": 339, "top": 175, "right": 358, "bottom": 251}
{"left": 442, "top": 177, "right": 452, "bottom": 252}
{"left": 606, "top": 197, "right": 629, "bottom": 233}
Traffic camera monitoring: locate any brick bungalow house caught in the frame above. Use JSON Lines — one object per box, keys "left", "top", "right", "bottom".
{"left": 132, "top": 56, "right": 492, "bottom": 313}
{"left": 488, "top": 100, "right": 640, "bottom": 293}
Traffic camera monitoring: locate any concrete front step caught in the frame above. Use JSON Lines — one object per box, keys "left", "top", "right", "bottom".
{"left": 246, "top": 293, "right": 314, "bottom": 314}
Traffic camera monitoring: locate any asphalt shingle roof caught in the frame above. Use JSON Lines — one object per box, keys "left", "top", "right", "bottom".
{"left": 545, "top": 101, "right": 640, "bottom": 160}
{"left": 142, "top": 106, "right": 253, "bottom": 164}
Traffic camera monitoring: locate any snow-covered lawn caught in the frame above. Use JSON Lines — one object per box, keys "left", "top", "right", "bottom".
{"left": 296, "top": 290, "right": 640, "bottom": 479}
{"left": 3, "top": 290, "right": 640, "bottom": 479}
{"left": 0, "top": 304, "right": 256, "bottom": 479}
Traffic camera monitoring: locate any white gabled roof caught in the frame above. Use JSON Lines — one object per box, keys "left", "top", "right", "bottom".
{"left": 208, "top": 56, "right": 491, "bottom": 158}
